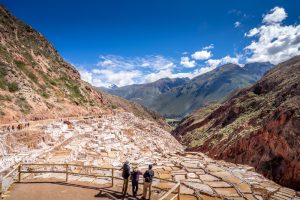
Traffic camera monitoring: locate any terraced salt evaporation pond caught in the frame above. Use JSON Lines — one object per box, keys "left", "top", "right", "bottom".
{"left": 1, "top": 112, "right": 299, "bottom": 199}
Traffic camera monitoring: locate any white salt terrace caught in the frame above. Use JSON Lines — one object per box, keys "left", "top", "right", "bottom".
{"left": 0, "top": 112, "right": 299, "bottom": 199}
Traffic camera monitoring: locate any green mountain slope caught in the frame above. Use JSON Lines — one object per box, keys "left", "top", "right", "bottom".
{"left": 151, "top": 63, "right": 273, "bottom": 118}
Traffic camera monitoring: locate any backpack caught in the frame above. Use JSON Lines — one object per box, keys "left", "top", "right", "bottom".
{"left": 122, "top": 164, "right": 130, "bottom": 179}
{"left": 144, "top": 169, "right": 154, "bottom": 182}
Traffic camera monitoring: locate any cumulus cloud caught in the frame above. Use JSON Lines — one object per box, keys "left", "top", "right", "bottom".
{"left": 79, "top": 69, "right": 93, "bottom": 84}
{"left": 180, "top": 57, "right": 196, "bottom": 68}
{"left": 206, "top": 55, "right": 240, "bottom": 69}
{"left": 191, "top": 50, "right": 212, "bottom": 60}
{"left": 91, "top": 69, "right": 142, "bottom": 87}
{"left": 262, "top": 7, "right": 287, "bottom": 24}
{"left": 245, "top": 7, "right": 300, "bottom": 64}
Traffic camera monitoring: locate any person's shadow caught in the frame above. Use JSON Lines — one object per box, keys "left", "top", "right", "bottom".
{"left": 94, "top": 189, "right": 141, "bottom": 199}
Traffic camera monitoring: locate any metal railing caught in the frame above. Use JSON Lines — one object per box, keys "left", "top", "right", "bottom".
{"left": 1, "top": 163, "right": 180, "bottom": 200}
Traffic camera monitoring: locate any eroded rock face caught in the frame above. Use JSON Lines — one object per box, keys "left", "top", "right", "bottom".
{"left": 173, "top": 56, "right": 300, "bottom": 190}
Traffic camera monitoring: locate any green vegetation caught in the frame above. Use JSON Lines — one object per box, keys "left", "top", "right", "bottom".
{"left": 1, "top": 62, "right": 22, "bottom": 92}
{"left": 166, "top": 118, "right": 181, "bottom": 127}
{"left": 57, "top": 74, "right": 87, "bottom": 104}
{"left": 40, "top": 90, "right": 50, "bottom": 98}
{"left": 7, "top": 82, "right": 19, "bottom": 92}
{"left": 49, "top": 79, "right": 58, "bottom": 86}
{"left": 15, "top": 96, "right": 32, "bottom": 114}
{"left": 0, "top": 45, "right": 11, "bottom": 61}
{"left": 45, "top": 101, "right": 54, "bottom": 109}
{"left": 0, "top": 65, "right": 7, "bottom": 89}
{"left": 111, "top": 104, "right": 118, "bottom": 109}
{"left": 15, "top": 60, "right": 39, "bottom": 84}
{"left": 0, "top": 94, "right": 12, "bottom": 101}
{"left": 0, "top": 109, "right": 5, "bottom": 116}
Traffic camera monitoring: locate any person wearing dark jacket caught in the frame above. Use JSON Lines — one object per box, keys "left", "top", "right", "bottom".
{"left": 131, "top": 168, "right": 142, "bottom": 197}
{"left": 131, "top": 167, "right": 142, "bottom": 197}
{"left": 142, "top": 164, "right": 154, "bottom": 199}
{"left": 121, "top": 161, "right": 130, "bottom": 196}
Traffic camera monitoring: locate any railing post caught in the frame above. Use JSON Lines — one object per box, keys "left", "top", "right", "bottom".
{"left": 111, "top": 168, "right": 114, "bottom": 187}
{"left": 18, "top": 164, "right": 21, "bottom": 182}
{"left": 177, "top": 183, "right": 180, "bottom": 200}
{"left": 65, "top": 164, "right": 69, "bottom": 182}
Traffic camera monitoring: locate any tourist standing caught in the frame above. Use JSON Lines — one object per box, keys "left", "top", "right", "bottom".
{"left": 142, "top": 164, "right": 154, "bottom": 200}
{"left": 121, "top": 161, "right": 130, "bottom": 196}
{"left": 131, "top": 167, "right": 142, "bottom": 197}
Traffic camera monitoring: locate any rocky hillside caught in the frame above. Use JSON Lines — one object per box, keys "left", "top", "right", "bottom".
{"left": 99, "top": 77, "right": 189, "bottom": 108}
{"left": 0, "top": 5, "right": 169, "bottom": 129}
{"left": 151, "top": 62, "right": 273, "bottom": 118}
{"left": 0, "top": 4, "right": 108, "bottom": 123}
{"left": 104, "top": 93, "right": 171, "bottom": 131}
{"left": 173, "top": 56, "right": 300, "bottom": 190}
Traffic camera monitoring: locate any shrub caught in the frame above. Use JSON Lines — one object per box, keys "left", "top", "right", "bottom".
{"left": 111, "top": 104, "right": 118, "bottom": 109}
{"left": 0, "top": 110, "right": 5, "bottom": 116}
{"left": 15, "top": 60, "right": 38, "bottom": 84}
{"left": 0, "top": 65, "right": 7, "bottom": 89}
{"left": 7, "top": 82, "right": 19, "bottom": 92}
{"left": 16, "top": 97, "right": 32, "bottom": 114}
{"left": 0, "top": 94, "right": 12, "bottom": 101}
{"left": 40, "top": 90, "right": 50, "bottom": 98}
{"left": 49, "top": 79, "right": 57, "bottom": 86}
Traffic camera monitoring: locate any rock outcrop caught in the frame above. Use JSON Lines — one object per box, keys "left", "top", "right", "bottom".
{"left": 173, "top": 56, "right": 300, "bottom": 190}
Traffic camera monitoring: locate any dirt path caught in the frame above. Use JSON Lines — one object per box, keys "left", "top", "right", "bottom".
{"left": 6, "top": 181, "right": 144, "bottom": 200}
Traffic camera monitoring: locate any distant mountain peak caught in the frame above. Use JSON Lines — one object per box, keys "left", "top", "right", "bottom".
{"left": 217, "top": 63, "right": 241, "bottom": 71}
{"left": 108, "top": 84, "right": 118, "bottom": 89}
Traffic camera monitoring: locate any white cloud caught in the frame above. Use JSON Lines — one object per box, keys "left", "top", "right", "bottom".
{"left": 96, "top": 55, "right": 174, "bottom": 70}
{"left": 245, "top": 7, "right": 300, "bottom": 64}
{"left": 191, "top": 50, "right": 212, "bottom": 60}
{"left": 144, "top": 69, "right": 203, "bottom": 83}
{"left": 206, "top": 55, "right": 240, "bottom": 69}
{"left": 79, "top": 69, "right": 93, "bottom": 84}
{"left": 203, "top": 44, "right": 214, "bottom": 50}
{"left": 262, "top": 7, "right": 287, "bottom": 24}
{"left": 206, "top": 59, "right": 222, "bottom": 68}
{"left": 245, "top": 28, "right": 259, "bottom": 37}
{"left": 234, "top": 21, "right": 241, "bottom": 28}
{"left": 91, "top": 69, "right": 142, "bottom": 87}
{"left": 180, "top": 57, "right": 196, "bottom": 68}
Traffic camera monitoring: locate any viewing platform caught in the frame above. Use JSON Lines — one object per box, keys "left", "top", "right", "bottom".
{"left": 1, "top": 163, "right": 183, "bottom": 200}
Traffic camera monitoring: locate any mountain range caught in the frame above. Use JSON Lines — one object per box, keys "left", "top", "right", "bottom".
{"left": 102, "top": 62, "right": 274, "bottom": 118}
{"left": 172, "top": 56, "right": 300, "bottom": 190}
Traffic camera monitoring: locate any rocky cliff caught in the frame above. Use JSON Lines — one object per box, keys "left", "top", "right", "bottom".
{"left": 173, "top": 56, "right": 300, "bottom": 190}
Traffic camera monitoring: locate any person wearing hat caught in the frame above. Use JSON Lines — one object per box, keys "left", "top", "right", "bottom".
{"left": 131, "top": 167, "right": 142, "bottom": 197}
{"left": 121, "top": 161, "right": 131, "bottom": 196}
{"left": 142, "top": 164, "right": 154, "bottom": 199}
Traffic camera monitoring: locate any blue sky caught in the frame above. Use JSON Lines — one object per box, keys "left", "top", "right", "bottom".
{"left": 2, "top": 0, "right": 300, "bottom": 87}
